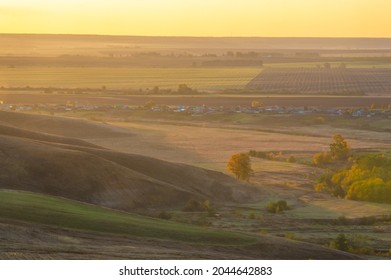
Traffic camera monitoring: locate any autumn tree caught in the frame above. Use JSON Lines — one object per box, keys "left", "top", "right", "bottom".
{"left": 227, "top": 153, "right": 253, "bottom": 181}
{"left": 329, "top": 134, "right": 350, "bottom": 161}
{"left": 251, "top": 100, "right": 262, "bottom": 108}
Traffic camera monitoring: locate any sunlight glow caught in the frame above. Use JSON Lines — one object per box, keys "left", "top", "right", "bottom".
{"left": 0, "top": 0, "right": 389, "bottom": 37}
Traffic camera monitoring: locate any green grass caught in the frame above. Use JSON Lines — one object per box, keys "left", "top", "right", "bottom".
{"left": 0, "top": 67, "right": 260, "bottom": 90}
{"left": 0, "top": 190, "right": 256, "bottom": 245}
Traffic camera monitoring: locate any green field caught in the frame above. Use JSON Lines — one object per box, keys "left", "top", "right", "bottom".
{"left": 0, "top": 67, "right": 260, "bottom": 90}
{"left": 0, "top": 190, "right": 255, "bottom": 245}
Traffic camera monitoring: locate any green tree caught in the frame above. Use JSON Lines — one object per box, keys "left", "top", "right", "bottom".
{"left": 227, "top": 153, "right": 253, "bottom": 181}
{"left": 329, "top": 134, "right": 350, "bottom": 161}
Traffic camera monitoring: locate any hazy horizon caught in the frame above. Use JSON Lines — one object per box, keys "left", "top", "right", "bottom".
{"left": 2, "top": 33, "right": 391, "bottom": 39}
{"left": 1, "top": 0, "right": 391, "bottom": 37}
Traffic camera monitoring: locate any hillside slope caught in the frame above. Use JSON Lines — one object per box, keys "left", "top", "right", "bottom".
{"left": 0, "top": 113, "right": 257, "bottom": 210}
{"left": 0, "top": 110, "right": 130, "bottom": 139}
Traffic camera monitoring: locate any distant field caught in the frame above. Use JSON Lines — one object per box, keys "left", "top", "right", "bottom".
{"left": 265, "top": 61, "right": 391, "bottom": 68}
{"left": 247, "top": 68, "right": 391, "bottom": 95}
{"left": 0, "top": 190, "right": 255, "bottom": 245}
{"left": 0, "top": 67, "right": 259, "bottom": 90}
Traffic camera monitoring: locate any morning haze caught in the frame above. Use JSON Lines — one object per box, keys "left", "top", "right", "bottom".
{"left": 1, "top": 0, "right": 391, "bottom": 37}
{"left": 0, "top": 0, "right": 390, "bottom": 260}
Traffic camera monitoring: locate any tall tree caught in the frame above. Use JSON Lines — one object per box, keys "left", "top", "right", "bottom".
{"left": 329, "top": 134, "right": 350, "bottom": 160}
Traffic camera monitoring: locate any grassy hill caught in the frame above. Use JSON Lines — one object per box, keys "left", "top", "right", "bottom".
{"left": 0, "top": 190, "right": 253, "bottom": 245}
{"left": 0, "top": 190, "right": 360, "bottom": 259}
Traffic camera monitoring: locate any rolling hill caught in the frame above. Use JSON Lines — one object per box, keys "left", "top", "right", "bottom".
{"left": 0, "top": 111, "right": 258, "bottom": 211}
{"left": 0, "top": 110, "right": 130, "bottom": 139}
{"left": 0, "top": 110, "right": 367, "bottom": 260}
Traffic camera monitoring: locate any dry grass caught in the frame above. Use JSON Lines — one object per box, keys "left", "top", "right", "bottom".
{"left": 88, "top": 120, "right": 391, "bottom": 224}
{"left": 91, "top": 121, "right": 391, "bottom": 166}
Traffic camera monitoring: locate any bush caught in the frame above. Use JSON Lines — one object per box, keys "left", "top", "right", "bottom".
{"left": 284, "top": 232, "right": 297, "bottom": 240}
{"left": 183, "top": 199, "right": 218, "bottom": 214}
{"left": 266, "top": 200, "right": 290, "bottom": 213}
{"left": 157, "top": 211, "right": 172, "bottom": 220}
{"left": 287, "top": 155, "right": 296, "bottom": 163}
{"left": 313, "top": 152, "right": 332, "bottom": 166}
{"left": 329, "top": 234, "right": 373, "bottom": 255}
{"left": 329, "top": 234, "right": 349, "bottom": 251}
{"left": 183, "top": 199, "right": 206, "bottom": 212}
{"left": 315, "top": 171, "right": 346, "bottom": 197}
{"left": 249, "top": 150, "right": 278, "bottom": 160}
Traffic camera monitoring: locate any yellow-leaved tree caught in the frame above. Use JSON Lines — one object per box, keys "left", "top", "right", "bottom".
{"left": 227, "top": 153, "right": 253, "bottom": 181}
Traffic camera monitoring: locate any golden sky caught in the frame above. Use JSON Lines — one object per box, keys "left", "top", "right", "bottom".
{"left": 0, "top": 0, "right": 390, "bottom": 37}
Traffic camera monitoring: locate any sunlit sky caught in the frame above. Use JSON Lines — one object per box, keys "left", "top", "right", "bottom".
{"left": 0, "top": 0, "right": 390, "bottom": 37}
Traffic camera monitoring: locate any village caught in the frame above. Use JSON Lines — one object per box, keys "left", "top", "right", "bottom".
{"left": 1, "top": 99, "right": 391, "bottom": 120}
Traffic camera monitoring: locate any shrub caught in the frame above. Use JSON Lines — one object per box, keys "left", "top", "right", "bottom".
{"left": 313, "top": 152, "right": 332, "bottom": 166}
{"left": 157, "top": 211, "right": 172, "bottom": 220}
{"left": 284, "top": 232, "right": 297, "bottom": 240}
{"left": 329, "top": 234, "right": 349, "bottom": 251}
{"left": 266, "top": 200, "right": 290, "bottom": 213}
{"left": 183, "top": 199, "right": 218, "bottom": 214}
{"left": 183, "top": 199, "right": 206, "bottom": 212}
{"left": 287, "top": 155, "right": 296, "bottom": 163}
{"left": 329, "top": 234, "right": 373, "bottom": 255}
{"left": 315, "top": 171, "right": 346, "bottom": 197}
{"left": 249, "top": 150, "right": 279, "bottom": 160}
